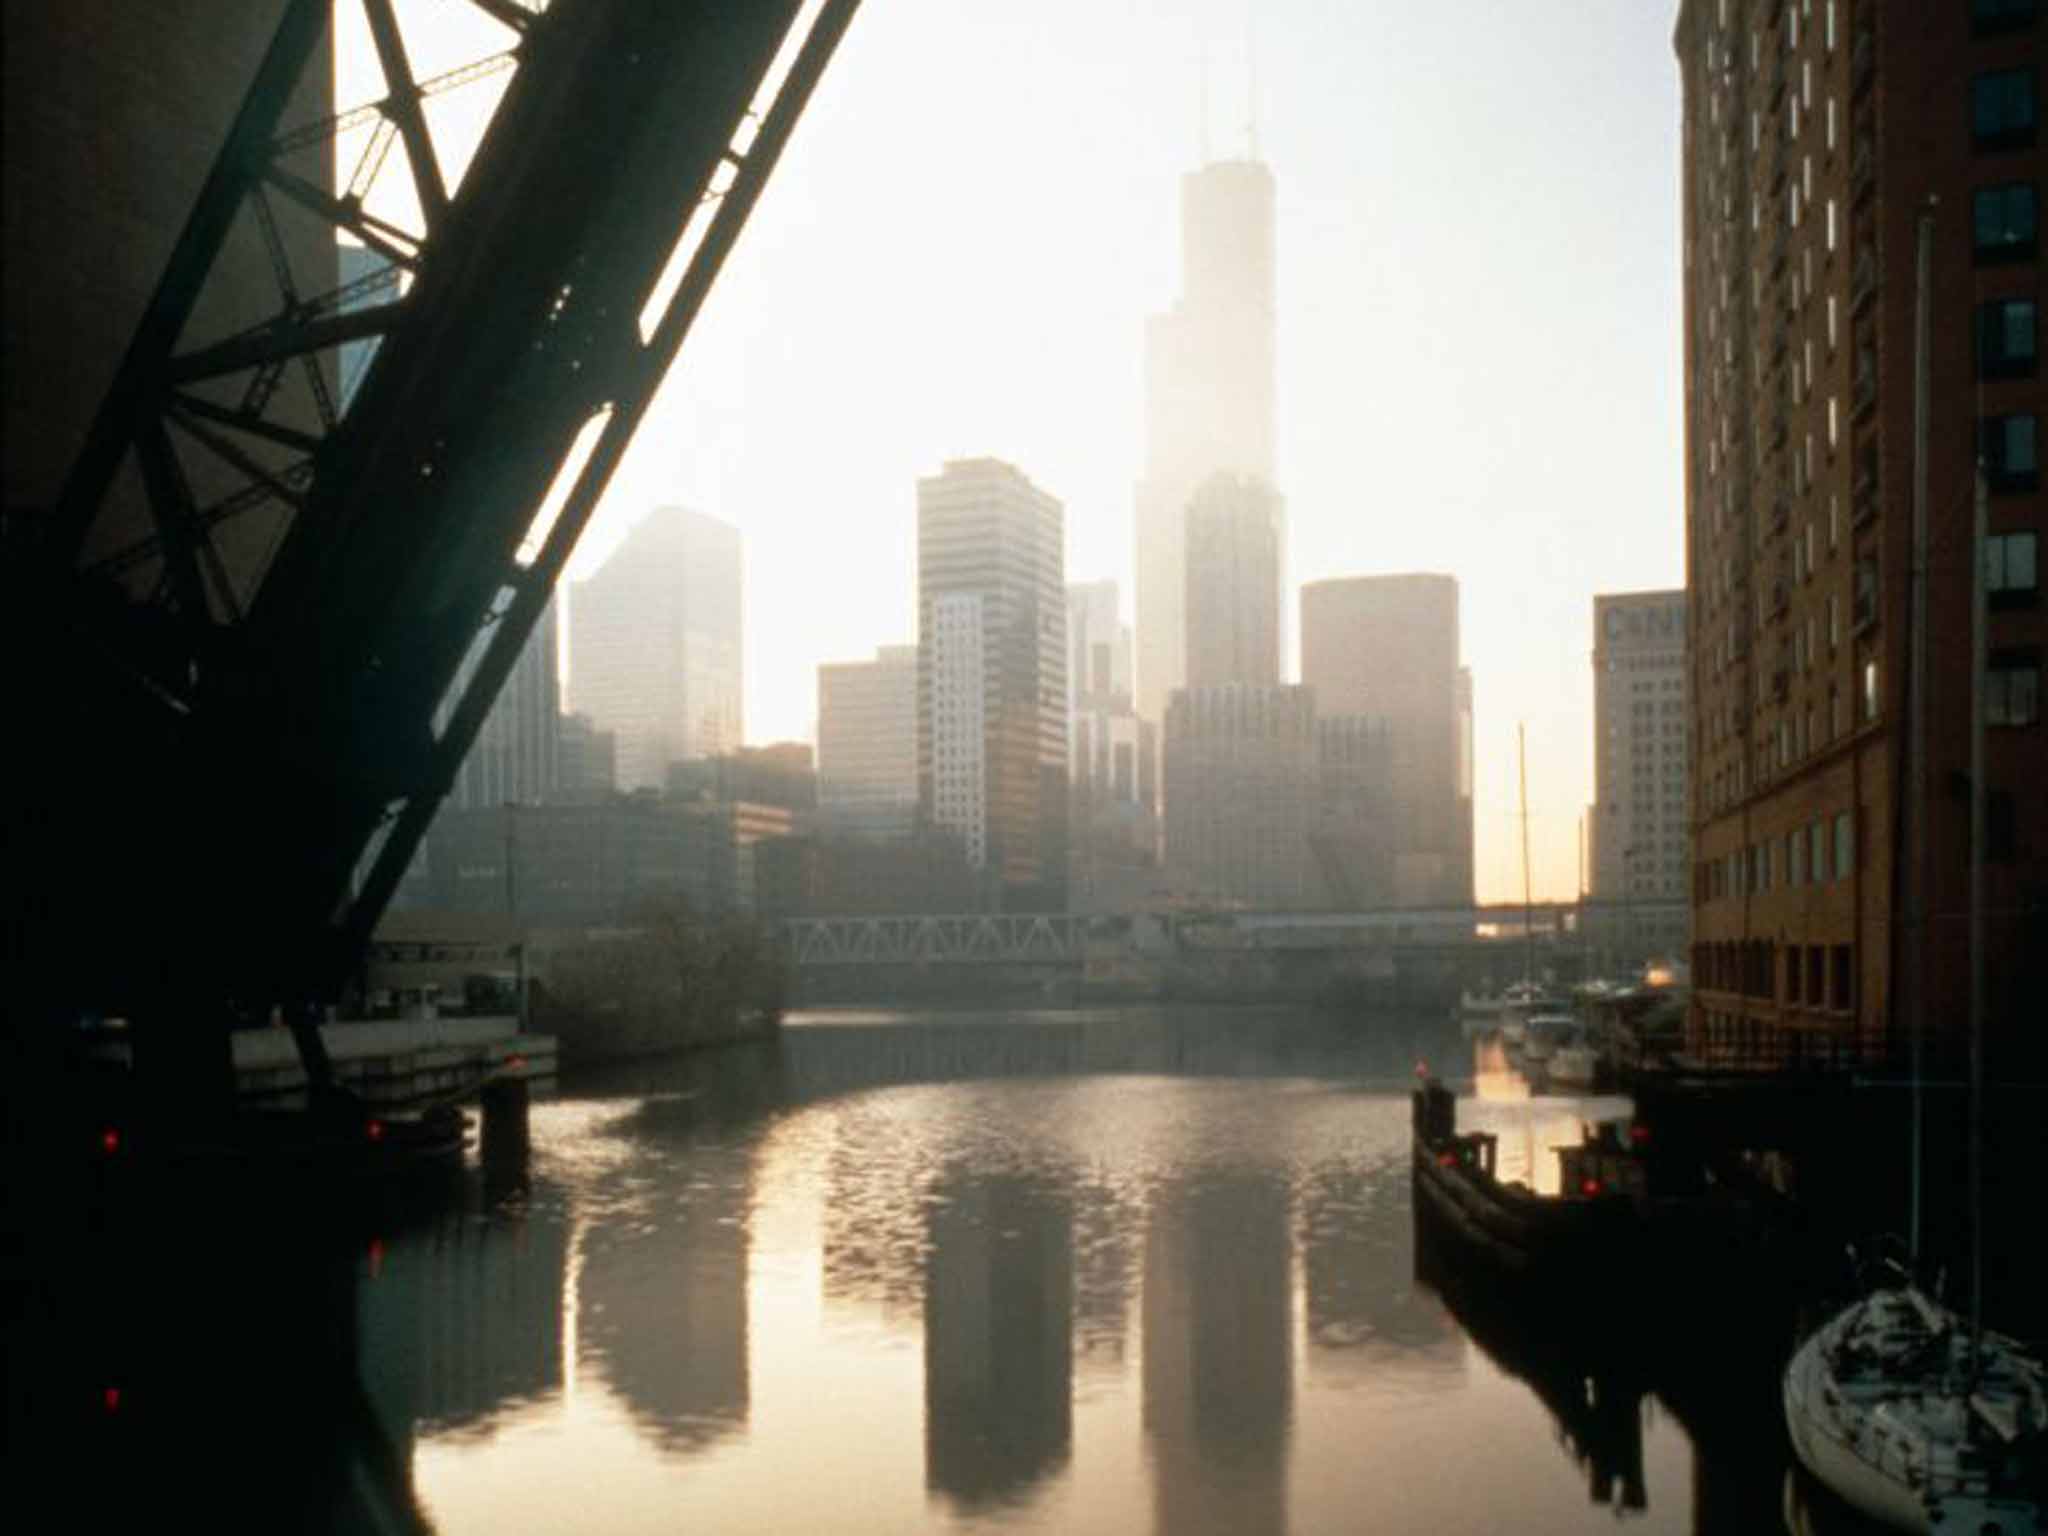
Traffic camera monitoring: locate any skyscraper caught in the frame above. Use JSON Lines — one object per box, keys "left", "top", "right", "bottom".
{"left": 817, "top": 644, "right": 919, "bottom": 841}
{"left": 1184, "top": 471, "right": 1284, "bottom": 690}
{"left": 1066, "top": 580, "right": 1131, "bottom": 712}
{"left": 1163, "top": 683, "right": 1319, "bottom": 909}
{"left": 447, "top": 592, "right": 562, "bottom": 812}
{"left": 917, "top": 459, "right": 1068, "bottom": 911}
{"left": 1066, "top": 582, "right": 1158, "bottom": 889}
{"left": 1589, "top": 591, "right": 1689, "bottom": 966}
{"left": 1675, "top": 2, "right": 2044, "bottom": 1070}
{"left": 1300, "top": 575, "right": 1470, "bottom": 906}
{"left": 1136, "top": 159, "right": 1278, "bottom": 724}
{"left": 568, "top": 505, "right": 742, "bottom": 792}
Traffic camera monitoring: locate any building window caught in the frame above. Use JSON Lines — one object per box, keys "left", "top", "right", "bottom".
{"left": 1980, "top": 413, "right": 2041, "bottom": 491}
{"left": 1834, "top": 811, "right": 1854, "bottom": 879}
{"left": 1988, "top": 531, "right": 2040, "bottom": 606}
{"left": 1788, "top": 830, "right": 1804, "bottom": 885}
{"left": 1831, "top": 945, "right": 1854, "bottom": 1013}
{"left": 1811, "top": 819, "right": 1829, "bottom": 883}
{"left": 1978, "top": 298, "right": 2038, "bottom": 379}
{"left": 1974, "top": 183, "right": 2040, "bottom": 262}
{"left": 1987, "top": 653, "right": 2041, "bottom": 726}
{"left": 1973, "top": 70, "right": 2039, "bottom": 150}
{"left": 1862, "top": 659, "right": 1880, "bottom": 722}
{"left": 1972, "top": 0, "right": 2040, "bottom": 38}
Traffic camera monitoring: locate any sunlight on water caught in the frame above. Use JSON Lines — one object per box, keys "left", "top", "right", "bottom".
{"left": 331, "top": 1009, "right": 1811, "bottom": 1534}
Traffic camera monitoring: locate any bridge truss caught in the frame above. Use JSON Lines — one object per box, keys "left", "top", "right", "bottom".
{"left": 10, "top": 0, "right": 859, "bottom": 1081}
{"left": 784, "top": 915, "right": 1088, "bottom": 968}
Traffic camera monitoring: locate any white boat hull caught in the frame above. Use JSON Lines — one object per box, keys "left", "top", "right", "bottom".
{"left": 1783, "top": 1293, "right": 2046, "bottom": 1536}
{"left": 1547, "top": 1046, "right": 1599, "bottom": 1090}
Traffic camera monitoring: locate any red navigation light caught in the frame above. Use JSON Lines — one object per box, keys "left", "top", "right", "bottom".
{"left": 1581, "top": 1177, "right": 1603, "bottom": 1197}
{"left": 100, "top": 1127, "right": 121, "bottom": 1156}
{"left": 506, "top": 1054, "right": 526, "bottom": 1071}
{"left": 365, "top": 1119, "right": 385, "bottom": 1143}
{"left": 367, "top": 1238, "right": 385, "bottom": 1279}
{"left": 1439, "top": 1152, "right": 1458, "bottom": 1168}
{"left": 103, "top": 1387, "right": 121, "bottom": 1414}
{"left": 1628, "top": 1123, "right": 1651, "bottom": 1144}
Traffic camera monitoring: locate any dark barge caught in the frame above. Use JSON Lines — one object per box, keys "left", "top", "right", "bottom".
{"left": 1410, "top": 1073, "right": 1645, "bottom": 1286}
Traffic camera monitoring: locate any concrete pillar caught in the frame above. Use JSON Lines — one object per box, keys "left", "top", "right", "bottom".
{"left": 479, "top": 1073, "right": 529, "bottom": 1168}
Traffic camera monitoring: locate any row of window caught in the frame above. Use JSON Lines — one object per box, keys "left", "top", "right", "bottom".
{"left": 1700, "top": 811, "right": 1856, "bottom": 903}
{"left": 1693, "top": 939, "right": 1855, "bottom": 1014}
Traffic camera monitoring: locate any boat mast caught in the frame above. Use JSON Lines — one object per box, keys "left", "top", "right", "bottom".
{"left": 1969, "top": 456, "right": 1988, "bottom": 1382}
{"left": 1520, "top": 723, "right": 1534, "bottom": 984}
{"left": 1907, "top": 207, "right": 1933, "bottom": 1269}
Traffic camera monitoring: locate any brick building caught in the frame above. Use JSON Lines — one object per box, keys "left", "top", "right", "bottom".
{"left": 1675, "top": 0, "right": 2044, "bottom": 1069}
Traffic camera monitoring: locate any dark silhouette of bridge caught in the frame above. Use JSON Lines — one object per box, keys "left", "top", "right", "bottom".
{"left": 6, "top": 2, "right": 861, "bottom": 1110}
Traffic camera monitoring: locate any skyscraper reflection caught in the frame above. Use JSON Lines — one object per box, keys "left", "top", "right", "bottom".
{"left": 1142, "top": 1169, "right": 1293, "bottom": 1536}
{"left": 921, "top": 1166, "right": 1074, "bottom": 1511}
{"left": 358, "top": 1194, "right": 569, "bottom": 1442}
{"left": 577, "top": 1140, "right": 753, "bottom": 1456}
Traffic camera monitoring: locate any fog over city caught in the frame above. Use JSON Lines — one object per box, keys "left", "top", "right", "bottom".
{"left": 345, "top": 0, "right": 1685, "bottom": 904}
{"left": 12, "top": 4, "right": 2048, "bottom": 1533}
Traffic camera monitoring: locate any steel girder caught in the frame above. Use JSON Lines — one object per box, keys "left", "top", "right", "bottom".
{"left": 784, "top": 916, "right": 1087, "bottom": 967}
{"left": 12, "top": 0, "right": 861, "bottom": 1066}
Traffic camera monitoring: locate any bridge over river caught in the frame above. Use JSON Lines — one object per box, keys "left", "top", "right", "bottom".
{"left": 777, "top": 899, "right": 1688, "bottom": 1006}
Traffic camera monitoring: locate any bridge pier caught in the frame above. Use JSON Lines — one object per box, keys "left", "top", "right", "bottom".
{"left": 480, "top": 1074, "right": 530, "bottom": 1169}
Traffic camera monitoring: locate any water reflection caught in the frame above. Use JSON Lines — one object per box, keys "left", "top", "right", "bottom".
{"left": 28, "top": 1006, "right": 1855, "bottom": 1533}
{"left": 1142, "top": 1167, "right": 1294, "bottom": 1536}
{"left": 1415, "top": 1214, "right": 1651, "bottom": 1517}
{"left": 576, "top": 1137, "right": 751, "bottom": 1455}
{"left": 1072, "top": 1175, "right": 1139, "bottom": 1373}
{"left": 358, "top": 1194, "right": 568, "bottom": 1444}
{"left": 922, "top": 1166, "right": 1074, "bottom": 1510}
{"left": 1298, "top": 1158, "right": 1461, "bottom": 1382}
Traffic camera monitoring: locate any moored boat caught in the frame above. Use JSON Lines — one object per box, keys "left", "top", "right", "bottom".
{"left": 1782, "top": 1281, "right": 2046, "bottom": 1534}
{"left": 1546, "top": 1038, "right": 1601, "bottom": 1092}
{"left": 1410, "top": 1073, "right": 1638, "bottom": 1285}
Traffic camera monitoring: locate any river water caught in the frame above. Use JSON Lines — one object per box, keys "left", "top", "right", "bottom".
{"left": 32, "top": 1004, "right": 1882, "bottom": 1533}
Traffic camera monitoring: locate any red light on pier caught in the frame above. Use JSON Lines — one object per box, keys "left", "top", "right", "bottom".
{"left": 103, "top": 1387, "right": 121, "bottom": 1414}
{"left": 1438, "top": 1152, "right": 1458, "bottom": 1168}
{"left": 99, "top": 1127, "right": 121, "bottom": 1156}
{"left": 1580, "top": 1178, "right": 1603, "bottom": 1197}
{"left": 365, "top": 1119, "right": 385, "bottom": 1143}
{"left": 1628, "top": 1124, "right": 1650, "bottom": 1144}
{"left": 506, "top": 1054, "right": 526, "bottom": 1070}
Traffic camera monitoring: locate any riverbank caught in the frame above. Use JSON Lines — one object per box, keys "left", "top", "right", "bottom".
{"left": 529, "top": 905, "right": 787, "bottom": 1067}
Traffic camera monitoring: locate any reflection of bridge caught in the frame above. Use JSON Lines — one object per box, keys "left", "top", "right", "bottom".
{"left": 780, "top": 901, "right": 1687, "bottom": 969}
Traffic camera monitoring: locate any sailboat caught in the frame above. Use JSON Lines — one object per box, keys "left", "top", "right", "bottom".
{"left": 1489, "top": 725, "right": 1563, "bottom": 1047}
{"left": 1781, "top": 212, "right": 2048, "bottom": 1536}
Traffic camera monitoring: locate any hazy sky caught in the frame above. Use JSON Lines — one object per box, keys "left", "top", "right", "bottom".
{"left": 347, "top": 0, "right": 1686, "bottom": 904}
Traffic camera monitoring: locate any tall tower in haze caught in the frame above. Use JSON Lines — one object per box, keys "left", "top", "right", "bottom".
{"left": 917, "top": 459, "right": 1069, "bottom": 912}
{"left": 1136, "top": 159, "right": 1278, "bottom": 724}
{"left": 1184, "top": 471, "right": 1284, "bottom": 690}
{"left": 1300, "top": 575, "right": 1469, "bottom": 907}
{"left": 569, "top": 506, "right": 743, "bottom": 792}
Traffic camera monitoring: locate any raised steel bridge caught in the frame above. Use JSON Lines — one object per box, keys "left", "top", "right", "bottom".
{"left": 6, "top": 0, "right": 860, "bottom": 1096}
{"left": 782, "top": 900, "right": 1690, "bottom": 967}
